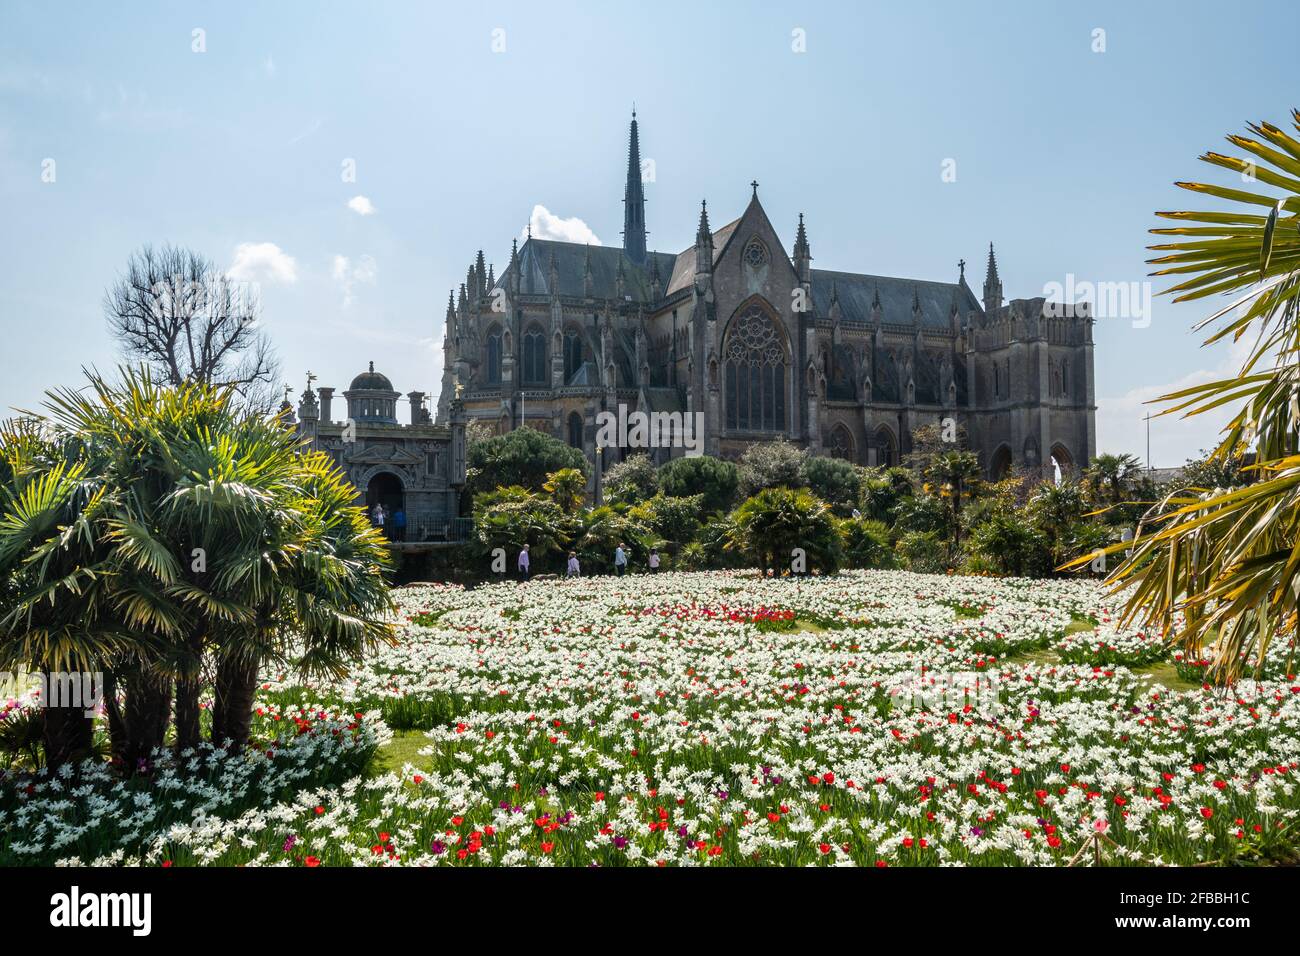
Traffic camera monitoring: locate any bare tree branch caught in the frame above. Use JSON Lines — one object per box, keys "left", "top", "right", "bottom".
{"left": 104, "top": 244, "right": 281, "bottom": 412}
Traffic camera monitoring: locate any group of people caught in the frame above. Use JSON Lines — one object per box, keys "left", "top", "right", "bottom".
{"left": 516, "top": 543, "right": 660, "bottom": 580}
{"left": 370, "top": 502, "right": 407, "bottom": 541}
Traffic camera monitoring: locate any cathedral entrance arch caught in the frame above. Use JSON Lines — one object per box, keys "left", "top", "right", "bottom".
{"left": 989, "top": 444, "right": 1013, "bottom": 480}
{"left": 365, "top": 471, "right": 405, "bottom": 537}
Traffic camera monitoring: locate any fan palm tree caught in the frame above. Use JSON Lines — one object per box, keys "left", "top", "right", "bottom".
{"left": 37, "top": 369, "right": 396, "bottom": 762}
{"left": 729, "top": 487, "right": 843, "bottom": 574}
{"left": 543, "top": 467, "right": 586, "bottom": 515}
{"left": 0, "top": 419, "right": 125, "bottom": 767}
{"left": 1083, "top": 453, "right": 1142, "bottom": 508}
{"left": 1069, "top": 111, "right": 1300, "bottom": 683}
{"left": 924, "top": 451, "right": 983, "bottom": 548}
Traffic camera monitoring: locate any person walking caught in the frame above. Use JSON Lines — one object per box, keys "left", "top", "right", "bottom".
{"left": 566, "top": 551, "right": 580, "bottom": 577}
{"left": 648, "top": 548, "right": 660, "bottom": 573}
{"left": 372, "top": 503, "right": 386, "bottom": 532}
{"left": 392, "top": 508, "right": 406, "bottom": 542}
{"left": 613, "top": 542, "right": 627, "bottom": 577}
{"left": 518, "top": 543, "right": 531, "bottom": 581}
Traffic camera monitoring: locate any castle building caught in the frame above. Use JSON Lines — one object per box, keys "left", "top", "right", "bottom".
{"left": 285, "top": 366, "right": 466, "bottom": 541}
{"left": 436, "top": 113, "right": 1095, "bottom": 489}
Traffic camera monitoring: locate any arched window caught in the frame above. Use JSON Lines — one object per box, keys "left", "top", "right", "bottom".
{"left": 563, "top": 330, "right": 583, "bottom": 382}
{"left": 485, "top": 329, "right": 502, "bottom": 385}
{"left": 829, "top": 424, "right": 855, "bottom": 461}
{"left": 522, "top": 324, "right": 546, "bottom": 385}
{"left": 723, "top": 304, "right": 787, "bottom": 433}
{"left": 567, "top": 411, "right": 584, "bottom": 449}
{"left": 874, "top": 425, "right": 897, "bottom": 468}
{"left": 827, "top": 346, "right": 856, "bottom": 401}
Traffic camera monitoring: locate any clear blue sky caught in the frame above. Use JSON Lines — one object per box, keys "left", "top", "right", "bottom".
{"left": 3, "top": 0, "right": 1297, "bottom": 465}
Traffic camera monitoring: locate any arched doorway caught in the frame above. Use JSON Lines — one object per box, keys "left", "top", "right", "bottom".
{"left": 366, "top": 471, "right": 405, "bottom": 539}
{"left": 1050, "top": 442, "right": 1074, "bottom": 479}
{"left": 989, "top": 444, "right": 1013, "bottom": 480}
{"left": 873, "top": 425, "right": 898, "bottom": 468}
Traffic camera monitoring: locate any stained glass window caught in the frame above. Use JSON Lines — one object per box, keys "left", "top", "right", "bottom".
{"left": 724, "top": 305, "right": 787, "bottom": 432}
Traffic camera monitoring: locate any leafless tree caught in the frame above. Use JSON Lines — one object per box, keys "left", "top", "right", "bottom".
{"left": 104, "top": 244, "right": 281, "bottom": 411}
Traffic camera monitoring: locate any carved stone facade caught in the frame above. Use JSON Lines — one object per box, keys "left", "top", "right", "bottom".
{"left": 436, "top": 114, "right": 1095, "bottom": 487}
{"left": 286, "top": 365, "right": 466, "bottom": 540}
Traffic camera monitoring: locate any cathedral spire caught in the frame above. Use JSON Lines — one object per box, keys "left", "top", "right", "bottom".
{"left": 983, "top": 241, "right": 1003, "bottom": 314}
{"left": 793, "top": 212, "right": 811, "bottom": 283}
{"left": 621, "top": 109, "right": 647, "bottom": 266}
{"left": 695, "top": 199, "right": 714, "bottom": 274}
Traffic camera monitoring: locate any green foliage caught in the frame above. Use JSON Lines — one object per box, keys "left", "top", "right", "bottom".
{"left": 0, "top": 368, "right": 395, "bottom": 767}
{"left": 858, "top": 466, "right": 914, "bottom": 523}
{"left": 570, "top": 505, "right": 651, "bottom": 571}
{"left": 1093, "top": 110, "right": 1300, "bottom": 683}
{"left": 603, "top": 453, "right": 659, "bottom": 506}
{"left": 658, "top": 455, "right": 738, "bottom": 515}
{"left": 543, "top": 467, "right": 586, "bottom": 514}
{"left": 729, "top": 487, "right": 842, "bottom": 574}
{"left": 894, "top": 493, "right": 950, "bottom": 536}
{"left": 736, "top": 439, "right": 807, "bottom": 498}
{"left": 839, "top": 517, "right": 894, "bottom": 569}
{"left": 1172, "top": 447, "right": 1251, "bottom": 493}
{"left": 1027, "top": 481, "right": 1088, "bottom": 565}
{"left": 467, "top": 427, "right": 587, "bottom": 499}
{"left": 966, "top": 510, "right": 1051, "bottom": 577}
{"left": 804, "top": 455, "right": 861, "bottom": 515}
{"left": 472, "top": 486, "right": 566, "bottom": 564}
{"left": 894, "top": 530, "right": 947, "bottom": 574}
{"left": 627, "top": 493, "right": 703, "bottom": 548}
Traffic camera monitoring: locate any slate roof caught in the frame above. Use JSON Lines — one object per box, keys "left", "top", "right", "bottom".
{"left": 811, "top": 270, "right": 982, "bottom": 330}
{"left": 494, "top": 233, "right": 983, "bottom": 331}
{"left": 640, "top": 387, "right": 685, "bottom": 413}
{"left": 505, "top": 239, "right": 677, "bottom": 304}
{"left": 665, "top": 217, "right": 740, "bottom": 296}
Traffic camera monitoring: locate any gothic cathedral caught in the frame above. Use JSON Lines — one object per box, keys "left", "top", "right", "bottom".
{"left": 436, "top": 113, "right": 1095, "bottom": 489}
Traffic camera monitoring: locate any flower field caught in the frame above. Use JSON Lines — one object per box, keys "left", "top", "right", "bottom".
{"left": 3, "top": 569, "right": 1299, "bottom": 867}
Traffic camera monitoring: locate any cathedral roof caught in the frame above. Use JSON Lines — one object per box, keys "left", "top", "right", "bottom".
{"left": 665, "top": 217, "right": 740, "bottom": 296}
{"left": 810, "top": 270, "right": 982, "bottom": 330}
{"left": 503, "top": 239, "right": 676, "bottom": 303}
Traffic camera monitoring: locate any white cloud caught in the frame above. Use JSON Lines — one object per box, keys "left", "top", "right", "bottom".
{"left": 347, "top": 195, "right": 377, "bottom": 216}
{"left": 1096, "top": 334, "right": 1252, "bottom": 468}
{"left": 332, "top": 254, "right": 377, "bottom": 307}
{"left": 228, "top": 242, "right": 298, "bottom": 284}
{"left": 522, "top": 204, "right": 600, "bottom": 244}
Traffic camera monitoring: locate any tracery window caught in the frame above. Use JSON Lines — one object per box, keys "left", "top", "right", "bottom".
{"left": 724, "top": 305, "right": 787, "bottom": 433}
{"left": 743, "top": 236, "right": 769, "bottom": 269}
{"left": 563, "top": 330, "right": 583, "bottom": 382}
{"left": 829, "top": 424, "right": 854, "bottom": 461}
{"left": 522, "top": 325, "right": 547, "bottom": 385}
{"left": 567, "top": 411, "right": 584, "bottom": 449}
{"left": 485, "top": 329, "right": 502, "bottom": 385}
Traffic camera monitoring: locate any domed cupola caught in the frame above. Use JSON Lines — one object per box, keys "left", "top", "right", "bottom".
{"left": 344, "top": 361, "right": 400, "bottom": 423}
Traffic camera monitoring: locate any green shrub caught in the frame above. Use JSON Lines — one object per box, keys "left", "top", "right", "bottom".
{"left": 804, "top": 456, "right": 861, "bottom": 515}
{"left": 895, "top": 530, "right": 947, "bottom": 573}
{"left": 658, "top": 455, "right": 739, "bottom": 515}
{"left": 840, "top": 517, "right": 894, "bottom": 569}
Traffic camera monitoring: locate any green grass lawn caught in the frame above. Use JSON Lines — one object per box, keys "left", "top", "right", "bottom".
{"left": 373, "top": 729, "right": 432, "bottom": 776}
